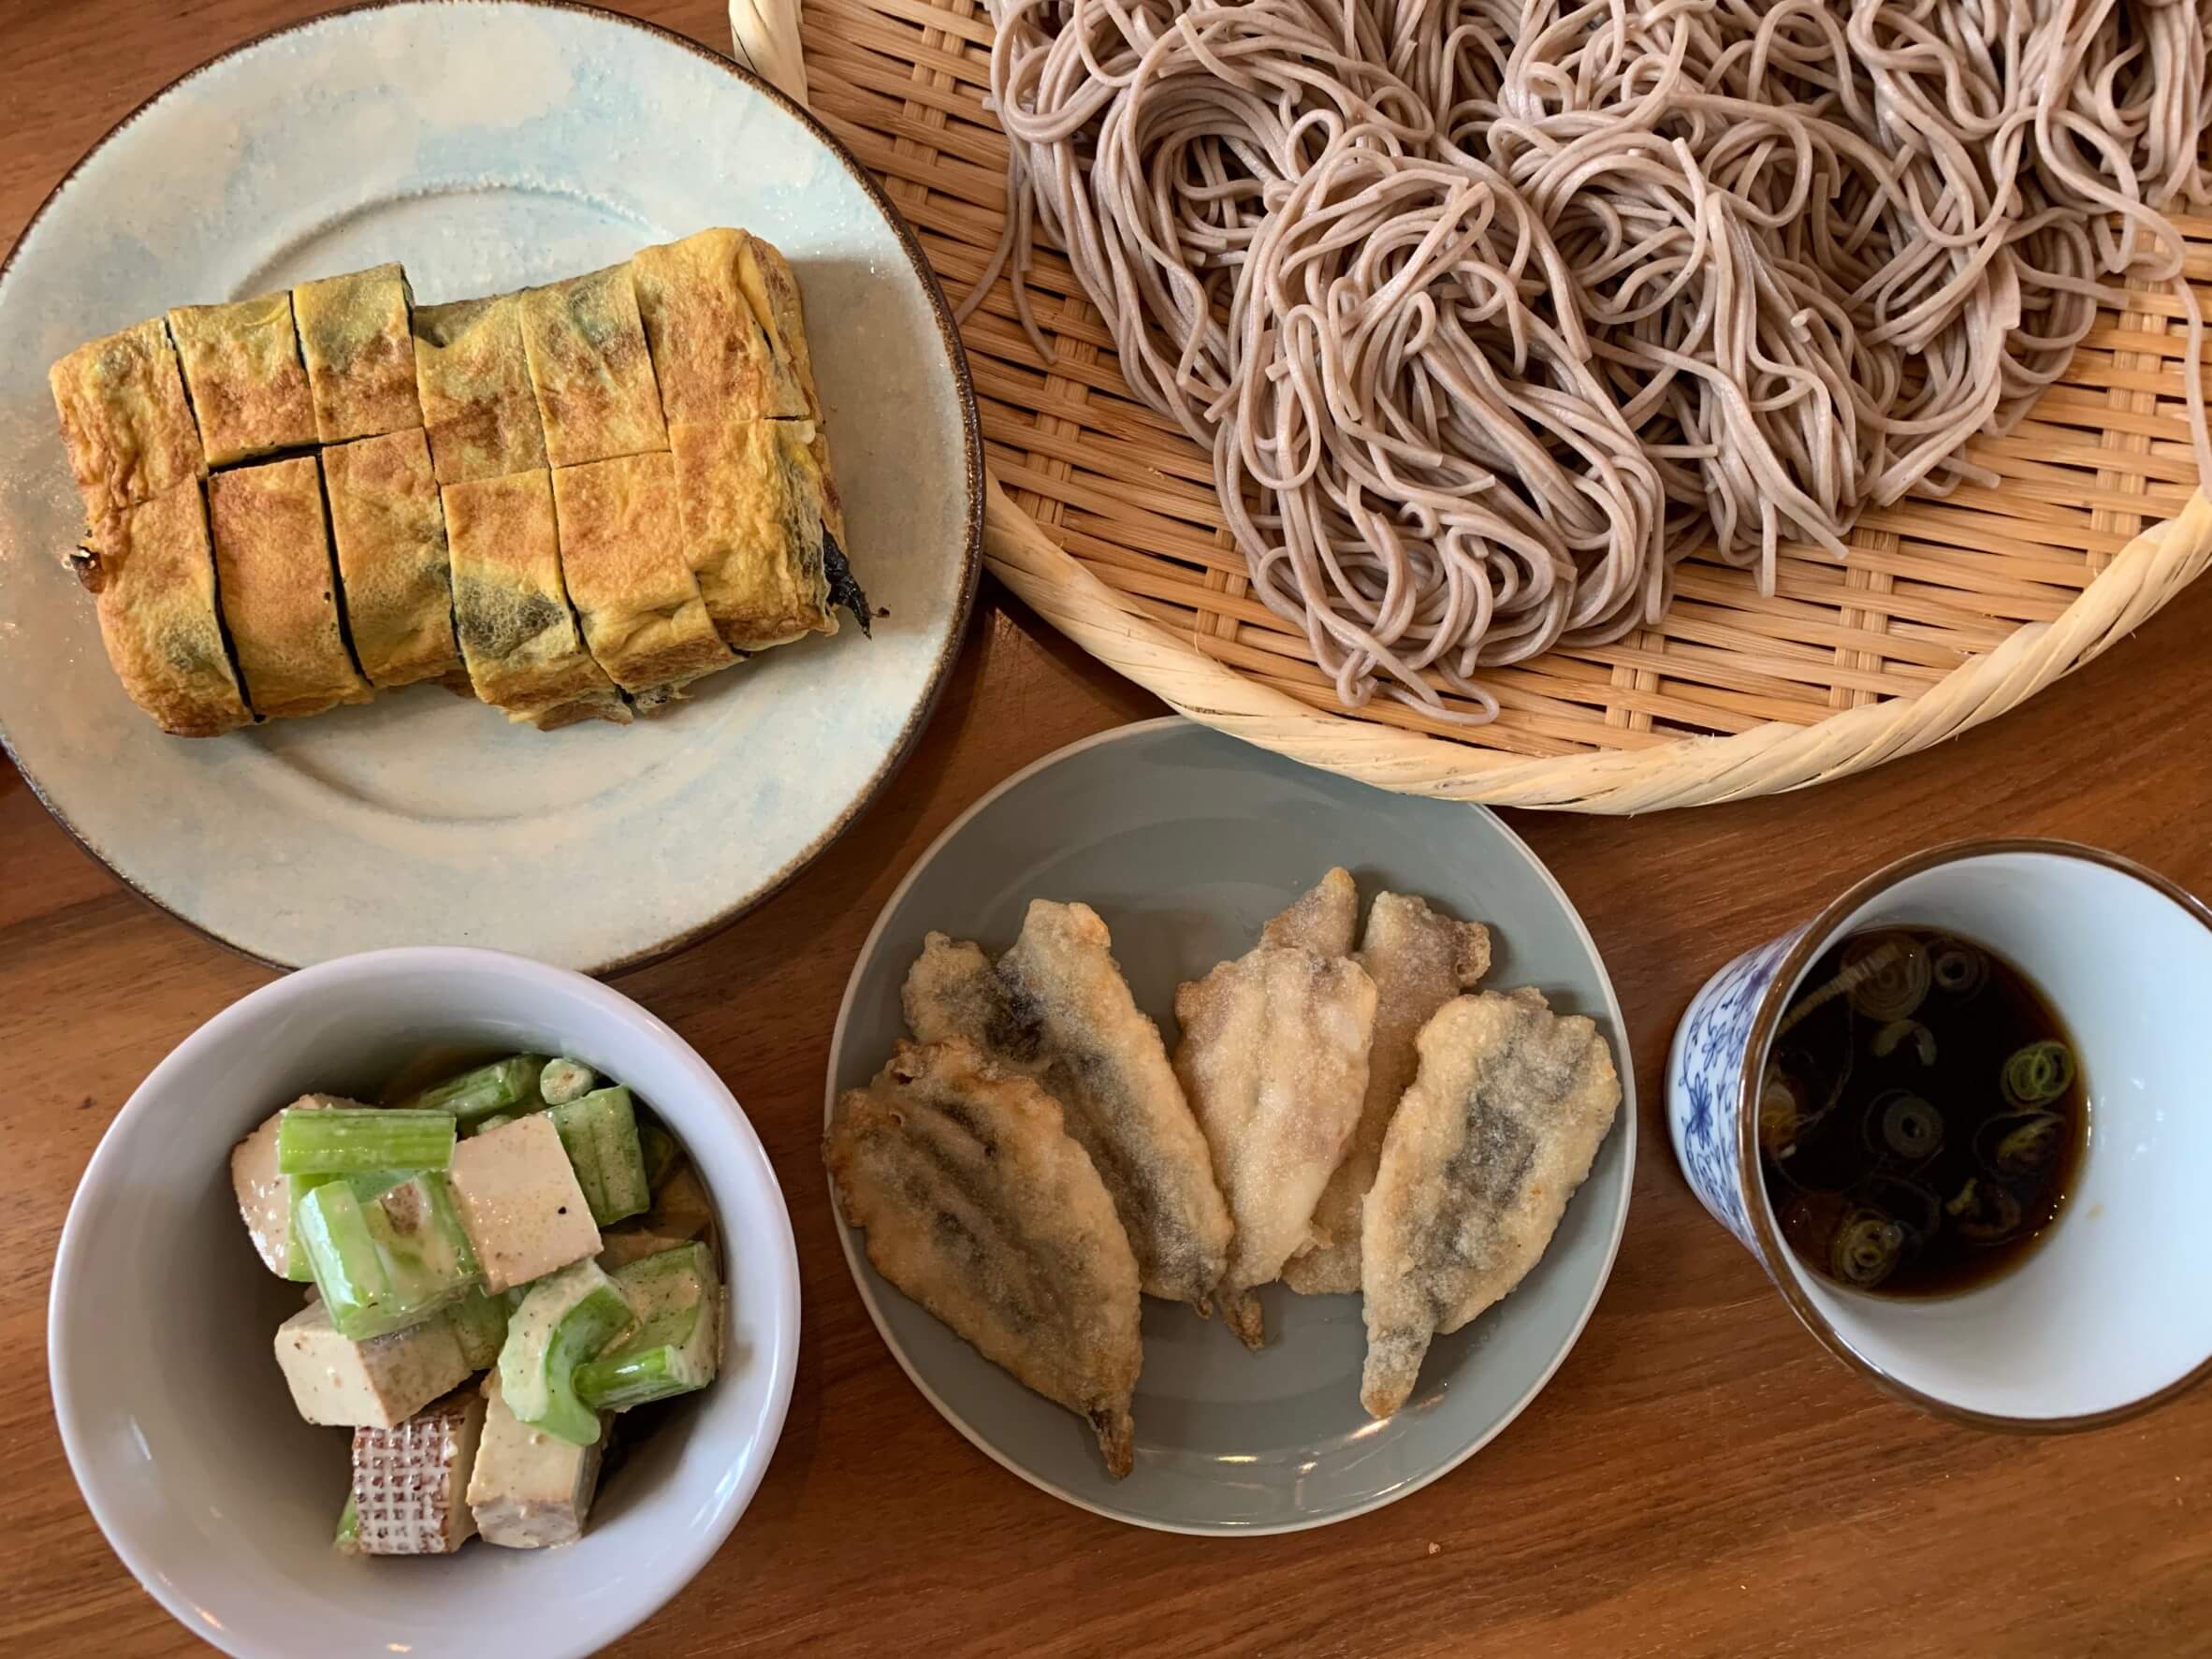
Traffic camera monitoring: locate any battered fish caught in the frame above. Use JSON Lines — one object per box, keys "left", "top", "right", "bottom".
{"left": 903, "top": 902, "right": 1231, "bottom": 1312}
{"left": 1361, "top": 989, "right": 1621, "bottom": 1419}
{"left": 1259, "top": 865, "right": 1357, "bottom": 957}
{"left": 1285, "top": 893, "right": 1491, "bottom": 1295}
{"left": 825, "top": 1039, "right": 1142, "bottom": 1477}
{"left": 1173, "top": 886, "right": 1377, "bottom": 1346}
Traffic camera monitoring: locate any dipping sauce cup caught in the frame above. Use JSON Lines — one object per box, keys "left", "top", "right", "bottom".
{"left": 1666, "top": 838, "right": 2212, "bottom": 1429}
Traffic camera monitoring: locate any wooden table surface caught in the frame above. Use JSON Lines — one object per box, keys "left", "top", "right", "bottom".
{"left": 4, "top": 3, "right": 2210, "bottom": 1654}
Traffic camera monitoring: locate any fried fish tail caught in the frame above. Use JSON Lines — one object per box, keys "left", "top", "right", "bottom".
{"left": 1360, "top": 989, "right": 1620, "bottom": 1419}
{"left": 1222, "top": 1290, "right": 1265, "bottom": 1351}
{"left": 1088, "top": 1404, "right": 1136, "bottom": 1482}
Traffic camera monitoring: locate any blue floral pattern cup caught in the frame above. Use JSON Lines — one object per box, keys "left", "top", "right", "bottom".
{"left": 1666, "top": 926, "right": 1804, "bottom": 1256}
{"left": 1661, "top": 837, "right": 2212, "bottom": 1432}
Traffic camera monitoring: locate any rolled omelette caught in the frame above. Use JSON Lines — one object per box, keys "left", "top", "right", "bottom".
{"left": 49, "top": 316, "right": 205, "bottom": 529}
{"left": 294, "top": 263, "right": 422, "bottom": 444}
{"left": 413, "top": 293, "right": 547, "bottom": 486}
{"left": 321, "top": 429, "right": 460, "bottom": 690}
{"left": 517, "top": 264, "right": 666, "bottom": 470}
{"left": 77, "top": 480, "right": 254, "bottom": 737}
{"left": 669, "top": 419, "right": 835, "bottom": 650}
{"left": 633, "top": 227, "right": 811, "bottom": 425}
{"left": 167, "top": 293, "right": 317, "bottom": 467}
{"left": 443, "top": 469, "right": 630, "bottom": 729}
{"left": 551, "top": 452, "right": 734, "bottom": 708}
{"left": 206, "top": 457, "right": 372, "bottom": 720}
{"left": 748, "top": 237, "right": 821, "bottom": 421}
{"left": 51, "top": 230, "right": 856, "bottom": 736}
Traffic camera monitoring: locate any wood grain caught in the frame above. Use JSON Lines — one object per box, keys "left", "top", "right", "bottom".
{"left": 2, "top": 5, "right": 2209, "bottom": 1656}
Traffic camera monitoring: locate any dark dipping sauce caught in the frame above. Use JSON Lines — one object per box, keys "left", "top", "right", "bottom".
{"left": 1757, "top": 925, "right": 2087, "bottom": 1297}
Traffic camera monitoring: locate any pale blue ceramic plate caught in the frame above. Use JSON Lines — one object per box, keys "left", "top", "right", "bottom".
{"left": 826, "top": 719, "right": 1635, "bottom": 1533}
{"left": 0, "top": 1, "right": 980, "bottom": 971}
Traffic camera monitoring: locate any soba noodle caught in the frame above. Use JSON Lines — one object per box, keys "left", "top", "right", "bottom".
{"left": 961, "top": 0, "right": 2212, "bottom": 721}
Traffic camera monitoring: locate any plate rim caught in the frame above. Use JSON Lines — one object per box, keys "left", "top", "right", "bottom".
{"left": 0, "top": 0, "right": 984, "bottom": 978}
{"left": 821, "top": 715, "right": 1638, "bottom": 1535}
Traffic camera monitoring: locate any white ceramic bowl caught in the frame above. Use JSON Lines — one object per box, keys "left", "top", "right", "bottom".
{"left": 49, "top": 949, "right": 800, "bottom": 1659}
{"left": 1667, "top": 839, "right": 2212, "bottom": 1428}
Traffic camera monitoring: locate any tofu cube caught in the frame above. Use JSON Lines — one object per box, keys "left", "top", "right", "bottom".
{"left": 273, "top": 1299, "right": 469, "bottom": 1429}
{"left": 447, "top": 1113, "right": 602, "bottom": 1292}
{"left": 351, "top": 1386, "right": 487, "bottom": 1555}
{"left": 468, "top": 1371, "right": 605, "bottom": 1549}
{"left": 229, "top": 1093, "right": 358, "bottom": 1277}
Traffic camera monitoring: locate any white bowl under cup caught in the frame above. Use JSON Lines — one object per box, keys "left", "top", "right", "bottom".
{"left": 1666, "top": 839, "right": 2212, "bottom": 1429}
{"left": 48, "top": 948, "right": 801, "bottom": 1659}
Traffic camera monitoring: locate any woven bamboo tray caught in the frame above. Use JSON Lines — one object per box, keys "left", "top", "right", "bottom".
{"left": 793, "top": 0, "right": 2212, "bottom": 812}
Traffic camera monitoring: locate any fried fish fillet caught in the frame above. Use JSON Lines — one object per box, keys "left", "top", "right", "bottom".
{"left": 1285, "top": 893, "right": 1491, "bottom": 1295}
{"left": 826, "top": 1038, "right": 1142, "bottom": 1477}
{"left": 903, "top": 901, "right": 1231, "bottom": 1312}
{"left": 1361, "top": 989, "right": 1621, "bottom": 1419}
{"left": 1173, "top": 895, "right": 1377, "bottom": 1347}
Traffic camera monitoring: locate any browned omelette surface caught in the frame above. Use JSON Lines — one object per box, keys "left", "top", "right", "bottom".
{"left": 443, "top": 468, "right": 627, "bottom": 730}
{"left": 294, "top": 263, "right": 422, "bottom": 444}
{"left": 48, "top": 232, "right": 852, "bottom": 736}
{"left": 207, "top": 457, "right": 371, "bottom": 720}
{"left": 167, "top": 294, "right": 317, "bottom": 467}
{"left": 80, "top": 481, "right": 252, "bottom": 737}
{"left": 322, "top": 429, "right": 458, "bottom": 691}
{"left": 552, "top": 452, "right": 734, "bottom": 706}
{"left": 49, "top": 316, "right": 205, "bottom": 527}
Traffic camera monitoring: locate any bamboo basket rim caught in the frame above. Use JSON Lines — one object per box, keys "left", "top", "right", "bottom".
{"left": 802, "top": 0, "right": 2212, "bottom": 813}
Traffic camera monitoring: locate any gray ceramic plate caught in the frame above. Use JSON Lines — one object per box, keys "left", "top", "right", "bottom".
{"left": 825, "top": 719, "right": 1635, "bottom": 1533}
{"left": 0, "top": 1, "right": 980, "bottom": 972}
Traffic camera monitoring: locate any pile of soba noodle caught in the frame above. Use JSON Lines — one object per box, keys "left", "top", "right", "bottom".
{"left": 959, "top": 0, "right": 2212, "bottom": 721}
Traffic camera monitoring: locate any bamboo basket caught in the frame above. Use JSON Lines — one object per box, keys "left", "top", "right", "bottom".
{"left": 787, "top": 0, "right": 2212, "bottom": 812}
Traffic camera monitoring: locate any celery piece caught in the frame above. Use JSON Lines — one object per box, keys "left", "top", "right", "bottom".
{"left": 467, "top": 1112, "right": 519, "bottom": 1138}
{"left": 297, "top": 1173, "right": 479, "bottom": 1340}
{"left": 278, "top": 1109, "right": 455, "bottom": 1176}
{"left": 576, "top": 1241, "right": 720, "bottom": 1412}
{"left": 335, "top": 1493, "right": 361, "bottom": 1555}
{"left": 499, "top": 1260, "right": 636, "bottom": 1447}
{"left": 538, "top": 1057, "right": 596, "bottom": 1107}
{"left": 397, "top": 1055, "right": 549, "bottom": 1125}
{"left": 284, "top": 1172, "right": 332, "bottom": 1283}
{"left": 549, "top": 1087, "right": 650, "bottom": 1228}
{"left": 284, "top": 1170, "right": 408, "bottom": 1282}
{"left": 448, "top": 1285, "right": 511, "bottom": 1370}
{"left": 637, "top": 1118, "right": 679, "bottom": 1191}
